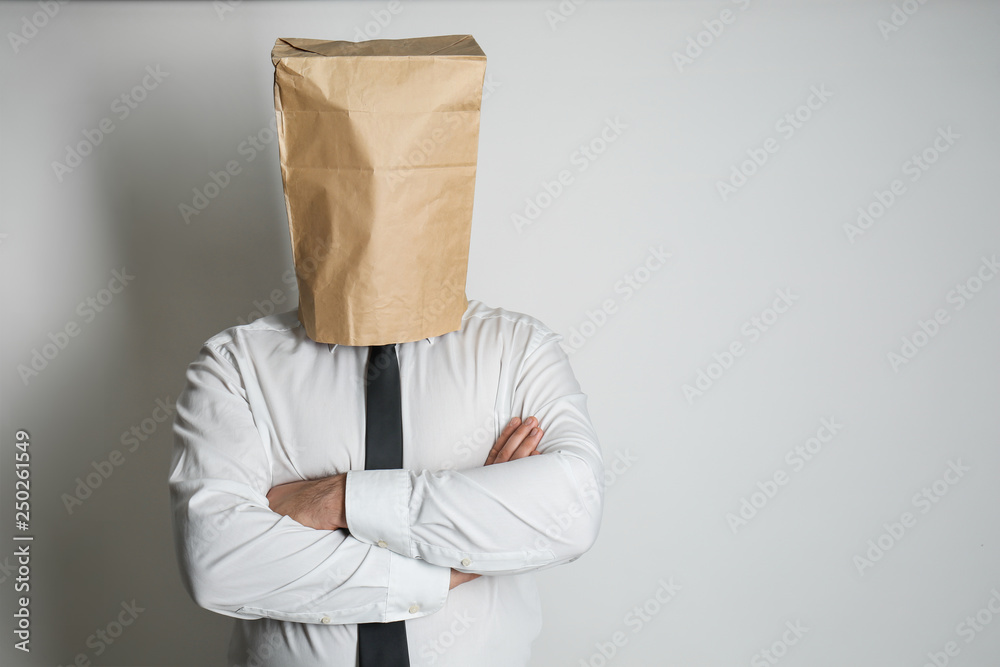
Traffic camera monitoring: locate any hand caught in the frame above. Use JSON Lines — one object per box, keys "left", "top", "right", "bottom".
{"left": 451, "top": 417, "right": 544, "bottom": 589}
{"left": 484, "top": 416, "right": 544, "bottom": 465}
{"left": 449, "top": 568, "right": 480, "bottom": 589}
{"left": 266, "top": 473, "right": 347, "bottom": 531}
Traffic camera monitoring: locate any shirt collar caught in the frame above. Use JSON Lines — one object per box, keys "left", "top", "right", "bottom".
{"left": 326, "top": 337, "right": 436, "bottom": 353}
{"left": 317, "top": 298, "right": 473, "bottom": 352}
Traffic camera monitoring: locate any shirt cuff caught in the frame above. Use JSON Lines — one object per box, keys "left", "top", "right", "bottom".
{"left": 384, "top": 550, "right": 450, "bottom": 622}
{"left": 345, "top": 469, "right": 412, "bottom": 555}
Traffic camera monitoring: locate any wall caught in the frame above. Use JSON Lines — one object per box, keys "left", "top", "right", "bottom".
{"left": 1, "top": 1, "right": 998, "bottom": 665}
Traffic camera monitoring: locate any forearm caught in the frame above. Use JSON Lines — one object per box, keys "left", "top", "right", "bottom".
{"left": 344, "top": 330, "right": 605, "bottom": 575}
{"left": 276, "top": 327, "right": 605, "bottom": 577}
{"left": 266, "top": 473, "right": 348, "bottom": 531}
{"left": 170, "top": 476, "right": 452, "bottom": 624}
{"left": 346, "top": 415, "right": 604, "bottom": 574}
{"left": 170, "top": 343, "right": 450, "bottom": 624}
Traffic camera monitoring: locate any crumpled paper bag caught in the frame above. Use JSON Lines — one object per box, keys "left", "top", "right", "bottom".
{"left": 271, "top": 35, "right": 487, "bottom": 345}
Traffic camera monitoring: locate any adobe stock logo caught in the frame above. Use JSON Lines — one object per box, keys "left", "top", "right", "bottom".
{"left": 545, "top": 0, "right": 588, "bottom": 31}
{"left": 17, "top": 268, "right": 135, "bottom": 386}
{"left": 560, "top": 246, "right": 671, "bottom": 356}
{"left": 7, "top": 1, "right": 68, "bottom": 54}
{"left": 843, "top": 126, "right": 960, "bottom": 244}
{"left": 750, "top": 620, "right": 809, "bottom": 667}
{"left": 852, "top": 459, "right": 970, "bottom": 576}
{"left": 179, "top": 116, "right": 278, "bottom": 224}
{"left": 56, "top": 599, "right": 145, "bottom": 667}
{"left": 419, "top": 610, "right": 476, "bottom": 664}
{"left": 683, "top": 288, "right": 798, "bottom": 403}
{"left": 921, "top": 587, "right": 1000, "bottom": 667}
{"left": 579, "top": 578, "right": 681, "bottom": 667}
{"left": 512, "top": 116, "right": 627, "bottom": 233}
{"left": 52, "top": 66, "right": 170, "bottom": 182}
{"left": 886, "top": 254, "right": 997, "bottom": 372}
{"left": 726, "top": 417, "right": 844, "bottom": 534}
{"left": 62, "top": 397, "right": 176, "bottom": 514}
{"left": 877, "top": 0, "right": 932, "bottom": 40}
{"left": 716, "top": 85, "right": 833, "bottom": 202}
{"left": 671, "top": 0, "right": 753, "bottom": 73}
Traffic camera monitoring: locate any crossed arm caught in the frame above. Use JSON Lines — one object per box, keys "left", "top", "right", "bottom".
{"left": 265, "top": 416, "right": 545, "bottom": 590}
{"left": 169, "top": 332, "right": 603, "bottom": 624}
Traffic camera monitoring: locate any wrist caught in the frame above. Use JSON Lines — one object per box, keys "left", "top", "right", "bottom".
{"left": 449, "top": 569, "right": 481, "bottom": 589}
{"left": 320, "top": 473, "right": 348, "bottom": 530}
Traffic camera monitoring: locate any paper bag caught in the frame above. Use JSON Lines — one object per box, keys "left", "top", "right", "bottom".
{"left": 271, "top": 35, "right": 487, "bottom": 345}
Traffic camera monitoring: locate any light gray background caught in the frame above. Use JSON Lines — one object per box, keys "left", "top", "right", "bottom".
{"left": 2, "top": 1, "right": 999, "bottom": 665}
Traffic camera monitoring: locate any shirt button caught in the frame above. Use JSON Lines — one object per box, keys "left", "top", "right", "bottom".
{"left": 461, "top": 558, "right": 471, "bottom": 567}
{"left": 377, "top": 540, "right": 388, "bottom": 548}
{"left": 321, "top": 616, "right": 331, "bottom": 624}
{"left": 408, "top": 604, "right": 420, "bottom": 614}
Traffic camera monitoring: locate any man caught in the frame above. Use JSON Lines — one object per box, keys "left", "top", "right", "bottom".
{"left": 167, "top": 35, "right": 604, "bottom": 667}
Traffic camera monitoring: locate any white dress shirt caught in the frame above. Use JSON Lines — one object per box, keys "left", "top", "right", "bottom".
{"left": 168, "top": 298, "right": 605, "bottom": 666}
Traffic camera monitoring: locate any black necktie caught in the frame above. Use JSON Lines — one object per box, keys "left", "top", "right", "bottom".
{"left": 357, "top": 344, "right": 410, "bottom": 666}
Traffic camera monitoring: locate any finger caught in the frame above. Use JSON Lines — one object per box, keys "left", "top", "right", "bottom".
{"left": 487, "top": 417, "right": 524, "bottom": 464}
{"left": 493, "top": 418, "right": 534, "bottom": 463}
{"left": 507, "top": 427, "right": 543, "bottom": 462}
{"left": 494, "top": 417, "right": 538, "bottom": 464}
{"left": 485, "top": 417, "right": 521, "bottom": 465}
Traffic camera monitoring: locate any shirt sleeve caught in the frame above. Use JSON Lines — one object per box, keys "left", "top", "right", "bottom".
{"left": 345, "top": 326, "right": 605, "bottom": 575}
{"left": 168, "top": 341, "right": 451, "bottom": 625}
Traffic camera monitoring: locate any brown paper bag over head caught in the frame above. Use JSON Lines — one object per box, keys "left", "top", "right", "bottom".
{"left": 271, "top": 35, "right": 487, "bottom": 346}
